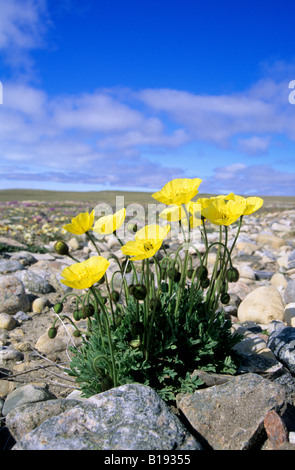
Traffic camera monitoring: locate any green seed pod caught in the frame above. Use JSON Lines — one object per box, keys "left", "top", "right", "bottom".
{"left": 201, "top": 278, "right": 210, "bottom": 288}
{"left": 196, "top": 265, "right": 208, "bottom": 281}
{"left": 53, "top": 302, "right": 63, "bottom": 314}
{"left": 54, "top": 241, "right": 69, "bottom": 256}
{"left": 73, "top": 329, "right": 81, "bottom": 337}
{"left": 132, "top": 284, "right": 147, "bottom": 300}
{"left": 131, "top": 321, "right": 145, "bottom": 336}
{"left": 48, "top": 327, "right": 57, "bottom": 339}
{"left": 226, "top": 267, "right": 240, "bottom": 283}
{"left": 220, "top": 293, "right": 230, "bottom": 304}
{"left": 110, "top": 290, "right": 120, "bottom": 302}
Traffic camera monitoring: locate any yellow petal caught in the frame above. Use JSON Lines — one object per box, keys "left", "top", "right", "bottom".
{"left": 93, "top": 208, "right": 126, "bottom": 235}
{"left": 244, "top": 197, "right": 264, "bottom": 215}
{"left": 63, "top": 210, "right": 95, "bottom": 235}
{"left": 152, "top": 178, "right": 202, "bottom": 205}
{"left": 60, "top": 256, "right": 110, "bottom": 289}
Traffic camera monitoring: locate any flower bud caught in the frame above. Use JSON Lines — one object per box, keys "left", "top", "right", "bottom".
{"left": 54, "top": 240, "right": 69, "bottom": 256}
{"left": 196, "top": 265, "right": 208, "bottom": 281}
{"left": 82, "top": 304, "right": 95, "bottom": 317}
{"left": 168, "top": 269, "right": 181, "bottom": 282}
{"left": 110, "top": 290, "right": 120, "bottom": 302}
{"left": 53, "top": 302, "right": 63, "bottom": 314}
{"left": 160, "top": 281, "right": 168, "bottom": 293}
{"left": 73, "top": 310, "right": 81, "bottom": 321}
{"left": 226, "top": 267, "right": 240, "bottom": 283}
{"left": 220, "top": 293, "right": 230, "bottom": 304}
{"left": 187, "top": 269, "right": 194, "bottom": 279}
{"left": 201, "top": 278, "right": 210, "bottom": 288}
{"left": 98, "top": 275, "right": 105, "bottom": 285}
{"left": 132, "top": 284, "right": 147, "bottom": 300}
{"left": 48, "top": 327, "right": 57, "bottom": 338}
{"left": 127, "top": 223, "right": 138, "bottom": 233}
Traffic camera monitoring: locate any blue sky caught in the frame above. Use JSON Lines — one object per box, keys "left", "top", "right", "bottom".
{"left": 0, "top": 0, "right": 295, "bottom": 196}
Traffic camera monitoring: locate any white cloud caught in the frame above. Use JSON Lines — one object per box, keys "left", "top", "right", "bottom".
{"left": 0, "top": 0, "right": 50, "bottom": 72}
{"left": 0, "top": 76, "right": 295, "bottom": 194}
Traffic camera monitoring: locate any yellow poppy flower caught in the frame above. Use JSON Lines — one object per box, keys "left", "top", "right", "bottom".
{"left": 63, "top": 210, "right": 95, "bottom": 235}
{"left": 152, "top": 178, "right": 202, "bottom": 206}
{"left": 121, "top": 224, "right": 171, "bottom": 261}
{"left": 60, "top": 256, "right": 110, "bottom": 290}
{"left": 216, "top": 193, "right": 263, "bottom": 215}
{"left": 93, "top": 208, "right": 126, "bottom": 235}
{"left": 201, "top": 198, "right": 246, "bottom": 226}
{"left": 243, "top": 196, "right": 264, "bottom": 215}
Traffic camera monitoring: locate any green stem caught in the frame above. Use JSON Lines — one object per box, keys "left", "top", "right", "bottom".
{"left": 90, "top": 286, "right": 117, "bottom": 387}
{"left": 85, "top": 231, "right": 101, "bottom": 255}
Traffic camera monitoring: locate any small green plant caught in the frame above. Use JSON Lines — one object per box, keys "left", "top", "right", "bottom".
{"left": 48, "top": 178, "right": 263, "bottom": 402}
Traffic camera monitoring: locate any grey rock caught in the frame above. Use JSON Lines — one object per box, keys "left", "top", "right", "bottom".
{"left": 284, "top": 279, "right": 295, "bottom": 304}
{"left": 13, "top": 311, "right": 31, "bottom": 322}
{"left": 0, "top": 259, "right": 25, "bottom": 274}
{"left": 0, "top": 347, "right": 24, "bottom": 364}
{"left": 14, "top": 270, "right": 54, "bottom": 295}
{"left": 0, "top": 275, "right": 30, "bottom": 314}
{"left": 12, "top": 384, "right": 202, "bottom": 450}
{"left": 2, "top": 384, "right": 56, "bottom": 416}
{"left": 267, "top": 324, "right": 295, "bottom": 374}
{"left": 176, "top": 373, "right": 287, "bottom": 450}
{"left": 287, "top": 250, "right": 295, "bottom": 270}
{"left": 11, "top": 252, "right": 37, "bottom": 266}
{"left": 6, "top": 399, "right": 81, "bottom": 441}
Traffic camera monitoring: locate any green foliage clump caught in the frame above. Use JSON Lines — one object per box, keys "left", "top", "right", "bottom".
{"left": 66, "top": 286, "right": 241, "bottom": 402}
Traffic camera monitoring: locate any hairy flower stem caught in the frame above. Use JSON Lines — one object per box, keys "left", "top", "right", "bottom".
{"left": 175, "top": 204, "right": 191, "bottom": 319}
{"left": 85, "top": 231, "right": 101, "bottom": 255}
{"left": 90, "top": 286, "right": 117, "bottom": 387}
{"left": 144, "top": 258, "right": 151, "bottom": 360}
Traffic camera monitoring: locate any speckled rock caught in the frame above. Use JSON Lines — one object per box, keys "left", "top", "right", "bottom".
{"left": 14, "top": 270, "right": 54, "bottom": 295}
{"left": 12, "top": 384, "right": 202, "bottom": 450}
{"left": 267, "top": 322, "right": 295, "bottom": 374}
{"left": 176, "top": 373, "right": 287, "bottom": 450}
{"left": 0, "top": 276, "right": 30, "bottom": 314}
{"left": 5, "top": 399, "right": 81, "bottom": 441}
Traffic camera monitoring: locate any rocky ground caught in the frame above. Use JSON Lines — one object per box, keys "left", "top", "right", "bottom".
{"left": 1, "top": 200, "right": 295, "bottom": 450}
